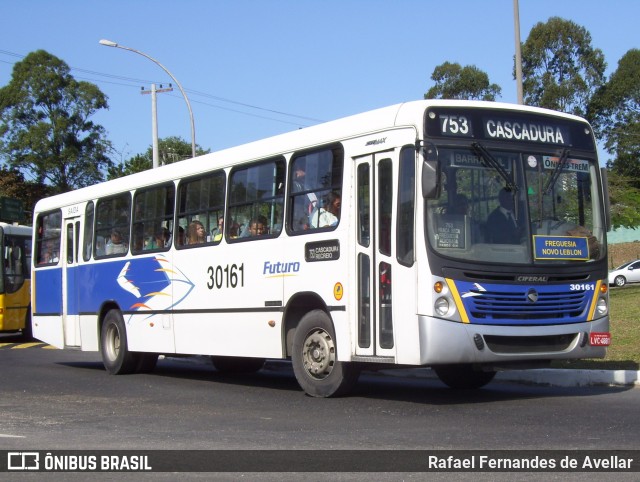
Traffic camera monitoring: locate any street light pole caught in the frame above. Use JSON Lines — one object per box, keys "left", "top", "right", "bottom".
{"left": 513, "top": 0, "right": 524, "bottom": 105}
{"left": 99, "top": 39, "right": 196, "bottom": 160}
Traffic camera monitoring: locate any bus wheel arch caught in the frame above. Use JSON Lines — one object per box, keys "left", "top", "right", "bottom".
{"left": 291, "top": 308, "right": 359, "bottom": 397}
{"left": 283, "top": 292, "right": 327, "bottom": 358}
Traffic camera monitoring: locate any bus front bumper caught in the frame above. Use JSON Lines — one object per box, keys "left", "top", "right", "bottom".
{"left": 417, "top": 315, "right": 609, "bottom": 366}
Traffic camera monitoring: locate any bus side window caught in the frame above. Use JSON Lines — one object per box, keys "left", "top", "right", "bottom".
{"left": 35, "top": 210, "right": 62, "bottom": 266}
{"left": 133, "top": 183, "right": 174, "bottom": 253}
{"left": 95, "top": 193, "right": 131, "bottom": 258}
{"left": 84, "top": 201, "right": 94, "bottom": 261}
{"left": 288, "top": 146, "right": 343, "bottom": 234}
{"left": 177, "top": 171, "right": 225, "bottom": 248}
{"left": 228, "top": 158, "right": 285, "bottom": 242}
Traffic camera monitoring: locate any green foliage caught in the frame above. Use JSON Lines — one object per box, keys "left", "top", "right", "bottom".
{"left": 521, "top": 17, "right": 606, "bottom": 117}
{"left": 0, "top": 50, "right": 112, "bottom": 193}
{"left": 605, "top": 170, "right": 640, "bottom": 229}
{"left": 107, "top": 136, "right": 211, "bottom": 179}
{"left": 0, "top": 167, "right": 50, "bottom": 221}
{"left": 590, "top": 49, "right": 640, "bottom": 187}
{"left": 424, "top": 62, "right": 501, "bottom": 101}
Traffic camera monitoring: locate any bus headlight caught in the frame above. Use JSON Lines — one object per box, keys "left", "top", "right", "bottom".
{"left": 596, "top": 297, "right": 608, "bottom": 316}
{"left": 435, "top": 297, "right": 450, "bottom": 316}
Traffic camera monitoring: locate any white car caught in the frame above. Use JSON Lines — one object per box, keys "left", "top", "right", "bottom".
{"left": 608, "top": 259, "right": 640, "bottom": 287}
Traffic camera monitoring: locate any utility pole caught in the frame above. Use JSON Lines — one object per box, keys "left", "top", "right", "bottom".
{"left": 141, "top": 83, "right": 173, "bottom": 168}
{"left": 513, "top": 0, "right": 524, "bottom": 104}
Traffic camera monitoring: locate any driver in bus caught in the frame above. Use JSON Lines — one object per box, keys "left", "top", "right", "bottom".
{"left": 486, "top": 188, "right": 521, "bottom": 244}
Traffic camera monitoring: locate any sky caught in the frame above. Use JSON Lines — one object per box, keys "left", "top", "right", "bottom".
{"left": 1, "top": 0, "right": 638, "bottom": 164}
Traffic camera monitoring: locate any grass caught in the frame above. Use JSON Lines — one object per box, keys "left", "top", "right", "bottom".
{"left": 551, "top": 284, "right": 640, "bottom": 370}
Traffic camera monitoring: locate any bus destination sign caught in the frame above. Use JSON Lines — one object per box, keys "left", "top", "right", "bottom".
{"left": 426, "top": 108, "right": 583, "bottom": 148}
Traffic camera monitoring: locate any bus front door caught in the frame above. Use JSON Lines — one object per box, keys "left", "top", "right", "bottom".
{"left": 354, "top": 153, "right": 396, "bottom": 360}
{"left": 62, "top": 217, "right": 82, "bottom": 347}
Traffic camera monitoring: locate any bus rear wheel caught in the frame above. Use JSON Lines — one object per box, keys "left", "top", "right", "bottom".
{"left": 292, "top": 310, "right": 359, "bottom": 397}
{"left": 433, "top": 364, "right": 496, "bottom": 389}
{"left": 101, "top": 309, "right": 138, "bottom": 375}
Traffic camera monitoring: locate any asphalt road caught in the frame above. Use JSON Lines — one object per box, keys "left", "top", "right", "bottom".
{"left": 1, "top": 336, "right": 639, "bottom": 480}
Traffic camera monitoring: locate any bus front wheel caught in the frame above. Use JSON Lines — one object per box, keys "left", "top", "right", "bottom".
{"left": 101, "top": 310, "right": 138, "bottom": 375}
{"left": 292, "top": 310, "right": 359, "bottom": 397}
{"left": 433, "top": 364, "right": 496, "bottom": 389}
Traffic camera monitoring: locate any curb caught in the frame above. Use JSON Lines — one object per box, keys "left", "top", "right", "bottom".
{"left": 494, "top": 368, "right": 640, "bottom": 387}
{"left": 376, "top": 367, "right": 640, "bottom": 388}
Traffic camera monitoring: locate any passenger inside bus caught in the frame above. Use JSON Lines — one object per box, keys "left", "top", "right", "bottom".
{"left": 176, "top": 226, "right": 185, "bottom": 246}
{"left": 244, "top": 216, "right": 268, "bottom": 237}
{"left": 145, "top": 227, "right": 168, "bottom": 250}
{"left": 212, "top": 216, "right": 224, "bottom": 241}
{"left": 310, "top": 191, "right": 341, "bottom": 228}
{"left": 106, "top": 229, "right": 128, "bottom": 255}
{"left": 187, "top": 220, "right": 207, "bottom": 244}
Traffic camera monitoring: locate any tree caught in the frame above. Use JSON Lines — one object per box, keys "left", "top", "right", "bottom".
{"left": 590, "top": 49, "right": 640, "bottom": 187}
{"left": 605, "top": 170, "right": 640, "bottom": 230}
{"left": 107, "top": 136, "right": 210, "bottom": 179}
{"left": 0, "top": 50, "right": 112, "bottom": 193}
{"left": 0, "top": 167, "right": 50, "bottom": 222}
{"left": 520, "top": 17, "right": 606, "bottom": 117}
{"left": 424, "top": 62, "right": 501, "bottom": 101}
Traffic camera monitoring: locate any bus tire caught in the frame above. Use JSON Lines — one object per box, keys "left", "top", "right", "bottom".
{"left": 211, "top": 356, "right": 265, "bottom": 373}
{"left": 292, "top": 309, "right": 359, "bottom": 397}
{"left": 101, "top": 309, "right": 137, "bottom": 375}
{"left": 433, "top": 364, "right": 496, "bottom": 389}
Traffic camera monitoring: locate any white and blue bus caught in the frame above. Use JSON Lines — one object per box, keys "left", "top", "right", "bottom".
{"left": 31, "top": 100, "right": 611, "bottom": 397}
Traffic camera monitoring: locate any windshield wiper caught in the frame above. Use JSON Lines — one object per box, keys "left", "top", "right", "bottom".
{"left": 471, "top": 142, "right": 518, "bottom": 192}
{"left": 543, "top": 148, "right": 571, "bottom": 195}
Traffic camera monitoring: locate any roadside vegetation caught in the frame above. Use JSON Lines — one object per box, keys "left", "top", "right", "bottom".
{"left": 552, "top": 284, "right": 640, "bottom": 370}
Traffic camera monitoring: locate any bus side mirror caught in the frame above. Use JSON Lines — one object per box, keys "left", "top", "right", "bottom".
{"left": 421, "top": 143, "right": 440, "bottom": 199}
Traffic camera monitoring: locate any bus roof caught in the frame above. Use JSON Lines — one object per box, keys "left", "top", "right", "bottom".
{"left": 0, "top": 223, "right": 32, "bottom": 236}
{"left": 34, "top": 99, "right": 590, "bottom": 213}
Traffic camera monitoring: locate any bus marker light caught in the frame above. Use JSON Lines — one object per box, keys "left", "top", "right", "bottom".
{"left": 268, "top": 320, "right": 276, "bottom": 328}
{"left": 589, "top": 332, "right": 611, "bottom": 346}
{"left": 434, "top": 282, "right": 444, "bottom": 294}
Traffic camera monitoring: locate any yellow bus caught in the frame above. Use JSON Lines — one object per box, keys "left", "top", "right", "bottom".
{"left": 1, "top": 223, "right": 32, "bottom": 339}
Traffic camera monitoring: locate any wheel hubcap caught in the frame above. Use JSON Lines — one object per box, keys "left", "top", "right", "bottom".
{"left": 302, "top": 328, "right": 336, "bottom": 380}
{"left": 106, "top": 324, "right": 120, "bottom": 361}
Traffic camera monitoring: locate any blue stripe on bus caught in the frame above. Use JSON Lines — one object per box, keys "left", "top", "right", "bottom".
{"left": 36, "top": 255, "right": 184, "bottom": 317}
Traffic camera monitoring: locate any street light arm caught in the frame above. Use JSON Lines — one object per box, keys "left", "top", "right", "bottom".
{"left": 99, "top": 39, "right": 196, "bottom": 158}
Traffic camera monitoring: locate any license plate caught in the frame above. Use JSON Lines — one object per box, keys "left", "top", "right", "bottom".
{"left": 590, "top": 332, "right": 611, "bottom": 346}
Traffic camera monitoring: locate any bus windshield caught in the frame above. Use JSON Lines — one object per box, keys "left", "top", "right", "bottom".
{"left": 426, "top": 144, "right": 606, "bottom": 265}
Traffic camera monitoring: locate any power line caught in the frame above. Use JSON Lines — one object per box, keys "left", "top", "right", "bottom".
{"left": 0, "top": 49, "right": 325, "bottom": 125}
